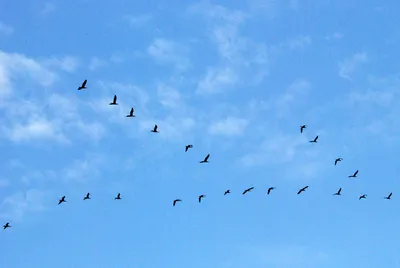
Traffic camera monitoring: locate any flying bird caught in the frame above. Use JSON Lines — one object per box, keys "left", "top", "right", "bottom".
{"left": 83, "top": 193, "right": 91, "bottom": 200}
{"left": 198, "top": 194, "right": 206, "bottom": 203}
{"left": 333, "top": 188, "right": 342, "bottom": 196}
{"left": 309, "top": 135, "right": 319, "bottom": 143}
{"left": 300, "top": 125, "right": 307, "bottom": 133}
{"left": 151, "top": 124, "right": 159, "bottom": 133}
{"left": 114, "top": 193, "right": 121, "bottom": 200}
{"left": 58, "top": 196, "right": 66, "bottom": 205}
{"left": 348, "top": 170, "right": 359, "bottom": 178}
{"left": 384, "top": 192, "right": 392, "bottom": 200}
{"left": 173, "top": 199, "right": 182, "bottom": 206}
{"left": 297, "top": 186, "right": 309, "bottom": 195}
{"left": 77, "top": 79, "right": 87, "bottom": 90}
{"left": 126, "top": 108, "right": 135, "bottom": 117}
{"left": 200, "top": 154, "right": 210, "bottom": 163}
{"left": 109, "top": 95, "right": 118, "bottom": 105}
{"left": 267, "top": 187, "right": 275, "bottom": 195}
{"left": 334, "top": 157, "right": 343, "bottom": 165}
{"left": 185, "top": 144, "right": 193, "bottom": 152}
{"left": 3, "top": 222, "right": 10, "bottom": 229}
{"left": 242, "top": 187, "right": 254, "bottom": 195}
{"left": 224, "top": 190, "right": 231, "bottom": 195}
{"left": 359, "top": 194, "right": 367, "bottom": 200}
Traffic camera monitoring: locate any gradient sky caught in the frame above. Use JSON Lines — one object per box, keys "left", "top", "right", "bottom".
{"left": 1, "top": 1, "right": 400, "bottom": 267}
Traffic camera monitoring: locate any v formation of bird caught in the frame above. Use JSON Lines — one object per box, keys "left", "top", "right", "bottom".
{"left": 1, "top": 80, "right": 394, "bottom": 230}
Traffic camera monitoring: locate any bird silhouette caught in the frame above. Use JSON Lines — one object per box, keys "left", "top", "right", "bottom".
{"left": 83, "top": 193, "right": 91, "bottom": 200}
{"left": 267, "top": 187, "right": 275, "bottom": 195}
{"left": 126, "top": 108, "right": 135, "bottom": 117}
{"left": 348, "top": 170, "right": 359, "bottom": 178}
{"left": 185, "top": 144, "right": 193, "bottom": 152}
{"left": 151, "top": 124, "right": 159, "bottom": 133}
{"left": 3, "top": 222, "right": 10, "bottom": 229}
{"left": 77, "top": 79, "right": 87, "bottom": 90}
{"left": 224, "top": 190, "right": 231, "bottom": 195}
{"left": 242, "top": 187, "right": 254, "bottom": 195}
{"left": 198, "top": 194, "right": 206, "bottom": 203}
{"left": 300, "top": 125, "right": 307, "bottom": 133}
{"left": 297, "top": 186, "right": 309, "bottom": 195}
{"left": 384, "top": 192, "right": 392, "bottom": 200}
{"left": 309, "top": 136, "right": 318, "bottom": 143}
{"left": 200, "top": 154, "right": 210, "bottom": 163}
{"left": 334, "top": 157, "right": 343, "bottom": 165}
{"left": 109, "top": 95, "right": 118, "bottom": 105}
{"left": 334, "top": 188, "right": 342, "bottom": 196}
{"left": 359, "top": 194, "right": 367, "bottom": 200}
{"left": 173, "top": 199, "right": 182, "bottom": 206}
{"left": 58, "top": 196, "right": 66, "bottom": 205}
{"left": 114, "top": 193, "right": 121, "bottom": 200}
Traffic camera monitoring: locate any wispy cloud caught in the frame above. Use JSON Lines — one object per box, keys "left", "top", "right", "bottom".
{"left": 325, "top": 32, "right": 344, "bottom": 41}
{"left": 0, "top": 21, "right": 14, "bottom": 35}
{"left": 339, "top": 52, "right": 368, "bottom": 80}
{"left": 196, "top": 66, "right": 238, "bottom": 95}
{"left": 208, "top": 117, "right": 248, "bottom": 136}
{"left": 40, "top": 2, "right": 56, "bottom": 15}
{"left": 42, "top": 55, "right": 80, "bottom": 73}
{"left": 88, "top": 57, "right": 107, "bottom": 71}
{"left": 124, "top": 14, "right": 152, "bottom": 27}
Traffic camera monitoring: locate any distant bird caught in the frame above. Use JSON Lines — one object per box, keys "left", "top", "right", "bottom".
{"left": 83, "top": 193, "right": 91, "bottom": 200}
{"left": 300, "top": 125, "right": 307, "bottom": 133}
{"left": 359, "top": 194, "right": 367, "bottom": 200}
{"left": 309, "top": 135, "right": 319, "bottom": 143}
{"left": 348, "top": 170, "right": 359, "bottom": 178}
{"left": 224, "top": 190, "right": 231, "bottom": 195}
{"left": 334, "top": 157, "right": 343, "bottom": 165}
{"left": 267, "top": 187, "right": 275, "bottom": 195}
{"left": 126, "top": 108, "right": 135, "bottom": 117}
{"left": 242, "top": 187, "right": 254, "bottom": 195}
{"left": 297, "top": 186, "right": 309, "bottom": 195}
{"left": 77, "top": 79, "right": 87, "bottom": 90}
{"left": 185, "top": 144, "right": 193, "bottom": 152}
{"left": 3, "top": 222, "right": 10, "bottom": 229}
{"left": 198, "top": 194, "right": 206, "bottom": 203}
{"left": 114, "top": 193, "right": 121, "bottom": 200}
{"left": 173, "top": 199, "right": 182, "bottom": 206}
{"left": 200, "top": 154, "right": 210, "bottom": 163}
{"left": 58, "top": 196, "right": 66, "bottom": 205}
{"left": 151, "top": 124, "right": 159, "bottom": 133}
{"left": 109, "top": 95, "right": 118, "bottom": 105}
{"left": 334, "top": 188, "right": 342, "bottom": 196}
{"left": 384, "top": 192, "right": 392, "bottom": 200}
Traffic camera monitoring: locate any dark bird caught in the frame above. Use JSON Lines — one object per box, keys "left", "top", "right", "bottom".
{"left": 200, "top": 154, "right": 210, "bottom": 163}
{"left": 297, "top": 186, "right": 309, "bottom": 195}
{"left": 83, "top": 193, "right": 91, "bottom": 200}
{"left": 151, "top": 124, "right": 159, "bottom": 133}
{"left": 384, "top": 192, "right": 392, "bottom": 200}
{"left": 348, "top": 170, "right": 359, "bottom": 178}
{"left": 309, "top": 135, "right": 318, "bottom": 143}
{"left": 242, "top": 187, "right": 254, "bottom": 195}
{"left": 267, "top": 187, "right": 275, "bottom": 195}
{"left": 58, "top": 196, "right": 66, "bottom": 205}
{"left": 334, "top": 157, "right": 343, "bottom": 165}
{"left": 300, "top": 125, "right": 307, "bottom": 133}
{"left": 334, "top": 188, "right": 342, "bottom": 196}
{"left": 3, "top": 222, "right": 10, "bottom": 229}
{"left": 198, "top": 194, "right": 206, "bottom": 203}
{"left": 77, "top": 79, "right": 87, "bottom": 90}
{"left": 109, "top": 95, "right": 118, "bottom": 105}
{"left": 224, "top": 190, "right": 231, "bottom": 195}
{"left": 126, "top": 108, "right": 135, "bottom": 117}
{"left": 185, "top": 144, "right": 193, "bottom": 152}
{"left": 359, "top": 194, "right": 367, "bottom": 200}
{"left": 114, "top": 193, "right": 121, "bottom": 200}
{"left": 173, "top": 199, "right": 182, "bottom": 206}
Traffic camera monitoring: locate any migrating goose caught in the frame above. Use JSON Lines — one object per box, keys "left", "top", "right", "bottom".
{"left": 200, "top": 154, "right": 210, "bottom": 163}
{"left": 77, "top": 79, "right": 87, "bottom": 90}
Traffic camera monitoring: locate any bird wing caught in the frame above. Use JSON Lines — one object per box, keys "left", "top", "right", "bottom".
{"left": 315, "top": 136, "right": 319, "bottom": 141}
{"left": 82, "top": 79, "right": 87, "bottom": 87}
{"left": 354, "top": 170, "right": 359, "bottom": 176}
{"left": 204, "top": 154, "right": 210, "bottom": 161}
{"left": 389, "top": 193, "right": 392, "bottom": 198}
{"left": 338, "top": 188, "right": 342, "bottom": 194}
{"left": 113, "top": 95, "right": 117, "bottom": 103}
{"left": 154, "top": 124, "right": 158, "bottom": 131}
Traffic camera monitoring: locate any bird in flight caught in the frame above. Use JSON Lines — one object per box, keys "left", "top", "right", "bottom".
{"left": 384, "top": 192, "right": 392, "bottom": 200}
{"left": 300, "top": 125, "right": 307, "bottom": 133}
{"left": 224, "top": 190, "right": 231, "bottom": 195}
{"left": 185, "top": 144, "right": 193, "bottom": 152}
{"left": 242, "top": 187, "right": 254, "bottom": 195}
{"left": 267, "top": 187, "right": 275, "bottom": 195}
{"left": 77, "top": 79, "right": 87, "bottom": 90}
{"left": 83, "top": 193, "right": 91, "bottom": 200}
{"left": 297, "top": 186, "right": 309, "bottom": 195}
{"left": 198, "top": 194, "right": 206, "bottom": 203}
{"left": 3, "top": 222, "right": 10, "bottom": 229}
{"left": 200, "top": 154, "right": 210, "bottom": 163}
{"left": 58, "top": 196, "right": 66, "bottom": 205}
{"left": 348, "top": 170, "right": 359, "bottom": 178}
{"left": 309, "top": 135, "right": 319, "bottom": 143}
{"left": 114, "top": 193, "right": 121, "bottom": 200}
{"left": 109, "top": 95, "right": 118, "bottom": 105}
{"left": 334, "top": 157, "right": 343, "bottom": 165}
{"left": 333, "top": 188, "right": 342, "bottom": 196}
{"left": 173, "top": 199, "right": 182, "bottom": 206}
{"left": 126, "top": 108, "right": 135, "bottom": 117}
{"left": 359, "top": 194, "right": 367, "bottom": 200}
{"left": 151, "top": 124, "right": 159, "bottom": 133}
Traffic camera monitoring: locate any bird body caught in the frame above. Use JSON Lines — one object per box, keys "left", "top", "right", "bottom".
{"left": 334, "top": 188, "right": 342, "bottom": 196}
{"left": 83, "top": 193, "right": 91, "bottom": 200}
{"left": 359, "top": 194, "right": 367, "bottom": 200}
{"left": 267, "top": 187, "right": 275, "bottom": 195}
{"left": 348, "top": 170, "right": 359, "bottom": 178}
{"left": 58, "top": 196, "right": 66, "bottom": 205}
{"left": 224, "top": 190, "right": 231, "bottom": 195}
{"left": 77, "top": 79, "right": 87, "bottom": 90}
{"left": 198, "top": 195, "right": 205, "bottom": 203}
{"left": 173, "top": 199, "right": 182, "bottom": 206}
{"left": 200, "top": 154, "right": 210, "bottom": 163}
{"left": 115, "top": 193, "right": 121, "bottom": 200}
{"left": 334, "top": 157, "right": 343, "bottom": 165}
{"left": 109, "top": 95, "right": 118, "bottom": 105}
{"left": 297, "top": 186, "right": 309, "bottom": 195}
{"left": 3, "top": 222, "right": 10, "bottom": 229}
{"left": 309, "top": 136, "right": 318, "bottom": 143}
{"left": 385, "top": 193, "right": 392, "bottom": 200}
{"left": 185, "top": 144, "right": 193, "bottom": 152}
{"left": 242, "top": 187, "right": 254, "bottom": 195}
{"left": 151, "top": 124, "right": 159, "bottom": 133}
{"left": 126, "top": 108, "right": 135, "bottom": 117}
{"left": 300, "top": 125, "right": 307, "bottom": 133}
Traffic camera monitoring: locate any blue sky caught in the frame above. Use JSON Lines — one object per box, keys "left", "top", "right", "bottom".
{"left": 1, "top": 0, "right": 400, "bottom": 267}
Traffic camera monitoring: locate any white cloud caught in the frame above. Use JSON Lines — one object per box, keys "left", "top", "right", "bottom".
{"left": 283, "top": 35, "right": 312, "bottom": 50}
{"left": 208, "top": 117, "right": 248, "bottom": 136}
{"left": 157, "top": 84, "right": 181, "bottom": 108}
{"left": 62, "top": 153, "right": 105, "bottom": 183}
{"left": 339, "top": 52, "right": 368, "bottom": 80}
{"left": 196, "top": 66, "right": 238, "bottom": 95}
{"left": 147, "top": 38, "right": 191, "bottom": 71}
{"left": 274, "top": 79, "right": 312, "bottom": 117}
{"left": 42, "top": 55, "right": 80, "bottom": 73}
{"left": 0, "top": 21, "right": 14, "bottom": 35}
{"left": 124, "top": 14, "right": 152, "bottom": 27}
{"left": 88, "top": 57, "right": 107, "bottom": 71}
{"left": 325, "top": 32, "right": 344, "bottom": 41}
{"left": 41, "top": 2, "right": 56, "bottom": 15}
